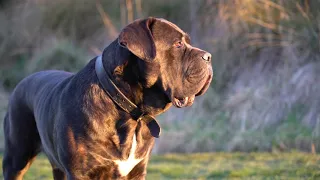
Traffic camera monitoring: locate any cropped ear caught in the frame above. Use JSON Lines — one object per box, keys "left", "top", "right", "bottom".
{"left": 118, "top": 17, "right": 156, "bottom": 61}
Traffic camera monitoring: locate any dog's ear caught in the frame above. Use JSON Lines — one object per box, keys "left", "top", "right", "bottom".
{"left": 118, "top": 17, "right": 156, "bottom": 61}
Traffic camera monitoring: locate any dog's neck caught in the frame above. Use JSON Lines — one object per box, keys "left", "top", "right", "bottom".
{"left": 101, "top": 40, "right": 171, "bottom": 116}
{"left": 101, "top": 40, "right": 143, "bottom": 105}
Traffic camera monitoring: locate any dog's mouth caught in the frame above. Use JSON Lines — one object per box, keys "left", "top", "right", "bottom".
{"left": 171, "top": 72, "right": 212, "bottom": 108}
{"left": 172, "top": 95, "right": 195, "bottom": 108}
{"left": 195, "top": 73, "right": 212, "bottom": 97}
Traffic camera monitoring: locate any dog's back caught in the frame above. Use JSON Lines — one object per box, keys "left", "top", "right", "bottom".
{"left": 10, "top": 70, "right": 73, "bottom": 110}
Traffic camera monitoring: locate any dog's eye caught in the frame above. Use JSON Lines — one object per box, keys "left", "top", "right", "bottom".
{"left": 174, "top": 41, "right": 183, "bottom": 48}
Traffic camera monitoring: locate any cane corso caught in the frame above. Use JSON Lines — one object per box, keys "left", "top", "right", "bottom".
{"left": 2, "top": 17, "right": 212, "bottom": 179}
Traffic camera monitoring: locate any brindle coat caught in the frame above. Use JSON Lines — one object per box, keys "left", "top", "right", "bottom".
{"left": 2, "top": 17, "right": 212, "bottom": 179}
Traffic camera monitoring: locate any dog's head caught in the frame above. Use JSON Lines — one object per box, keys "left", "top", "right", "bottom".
{"left": 118, "top": 17, "right": 213, "bottom": 108}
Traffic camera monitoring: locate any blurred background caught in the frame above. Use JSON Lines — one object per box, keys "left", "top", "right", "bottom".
{"left": 0, "top": 0, "right": 319, "bottom": 154}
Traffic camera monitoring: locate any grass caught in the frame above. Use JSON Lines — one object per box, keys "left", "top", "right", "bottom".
{"left": 0, "top": 152, "right": 319, "bottom": 179}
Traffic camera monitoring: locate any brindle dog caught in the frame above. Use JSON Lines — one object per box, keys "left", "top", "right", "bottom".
{"left": 2, "top": 17, "right": 212, "bottom": 179}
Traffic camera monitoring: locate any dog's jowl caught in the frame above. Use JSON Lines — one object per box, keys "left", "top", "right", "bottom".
{"left": 2, "top": 17, "right": 212, "bottom": 179}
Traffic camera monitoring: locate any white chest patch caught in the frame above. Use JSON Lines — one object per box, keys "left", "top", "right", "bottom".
{"left": 113, "top": 134, "right": 143, "bottom": 177}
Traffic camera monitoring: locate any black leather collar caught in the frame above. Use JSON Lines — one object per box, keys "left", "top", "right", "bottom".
{"left": 95, "top": 56, "right": 161, "bottom": 138}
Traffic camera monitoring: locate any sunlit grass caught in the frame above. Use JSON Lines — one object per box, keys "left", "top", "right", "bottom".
{"left": 0, "top": 152, "right": 319, "bottom": 179}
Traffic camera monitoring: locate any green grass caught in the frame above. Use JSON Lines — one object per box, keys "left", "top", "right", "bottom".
{"left": 0, "top": 152, "right": 319, "bottom": 179}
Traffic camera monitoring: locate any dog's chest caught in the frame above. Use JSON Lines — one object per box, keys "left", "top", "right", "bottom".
{"left": 113, "top": 134, "right": 143, "bottom": 176}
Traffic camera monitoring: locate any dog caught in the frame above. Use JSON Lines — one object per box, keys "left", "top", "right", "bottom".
{"left": 2, "top": 17, "right": 212, "bottom": 179}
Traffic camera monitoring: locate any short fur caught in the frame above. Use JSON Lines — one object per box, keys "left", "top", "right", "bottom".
{"left": 2, "top": 17, "right": 212, "bottom": 180}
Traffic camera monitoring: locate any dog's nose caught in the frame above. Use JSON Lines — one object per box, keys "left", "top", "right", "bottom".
{"left": 202, "top": 53, "right": 211, "bottom": 62}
